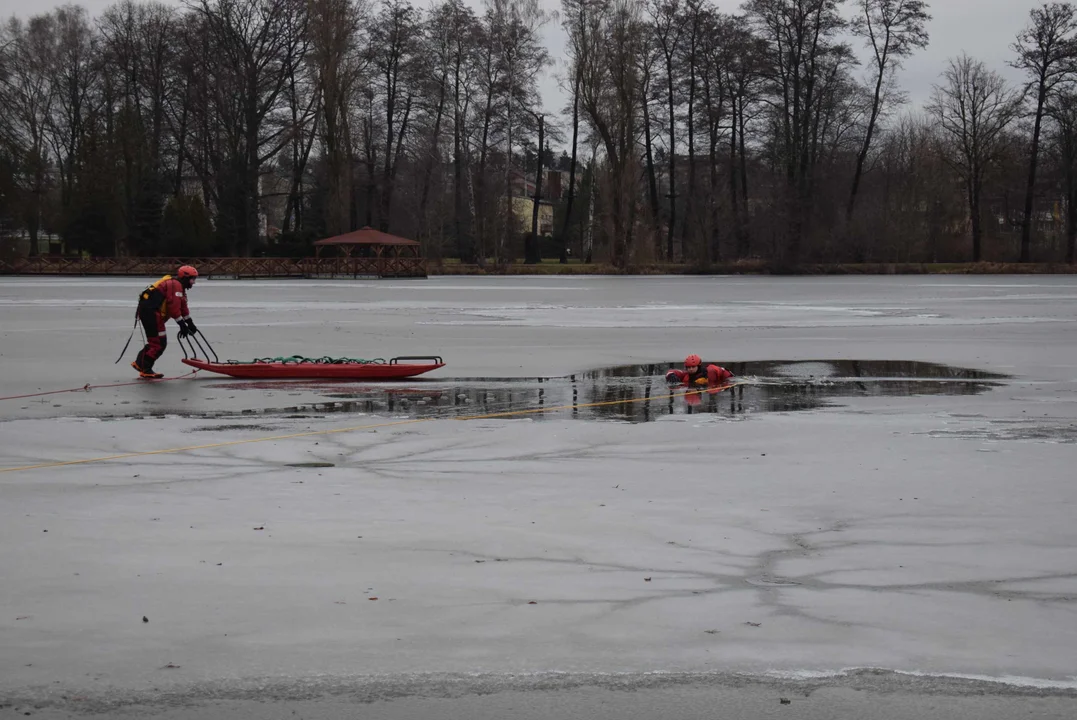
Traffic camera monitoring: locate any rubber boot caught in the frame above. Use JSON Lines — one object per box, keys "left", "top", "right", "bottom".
{"left": 132, "top": 360, "right": 163, "bottom": 379}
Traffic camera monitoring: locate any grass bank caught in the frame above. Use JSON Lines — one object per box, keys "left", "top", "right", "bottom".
{"left": 429, "top": 260, "right": 1077, "bottom": 276}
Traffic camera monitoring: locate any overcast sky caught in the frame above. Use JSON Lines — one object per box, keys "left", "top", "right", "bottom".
{"left": 0, "top": 0, "right": 1038, "bottom": 123}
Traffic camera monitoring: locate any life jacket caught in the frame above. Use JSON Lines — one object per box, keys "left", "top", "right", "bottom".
{"left": 684, "top": 367, "right": 709, "bottom": 385}
{"left": 140, "top": 275, "right": 185, "bottom": 317}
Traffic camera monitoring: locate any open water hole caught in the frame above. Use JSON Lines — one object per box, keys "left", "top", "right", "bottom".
{"left": 176, "top": 360, "right": 1007, "bottom": 425}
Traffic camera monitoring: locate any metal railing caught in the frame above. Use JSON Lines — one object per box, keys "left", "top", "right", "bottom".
{"left": 0, "top": 255, "right": 427, "bottom": 279}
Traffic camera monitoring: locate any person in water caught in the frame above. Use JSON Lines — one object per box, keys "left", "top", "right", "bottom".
{"left": 131, "top": 265, "right": 200, "bottom": 379}
{"left": 666, "top": 354, "right": 734, "bottom": 386}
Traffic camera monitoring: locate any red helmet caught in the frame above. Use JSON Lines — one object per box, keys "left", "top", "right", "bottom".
{"left": 685, "top": 354, "right": 701, "bottom": 367}
{"left": 177, "top": 265, "right": 199, "bottom": 281}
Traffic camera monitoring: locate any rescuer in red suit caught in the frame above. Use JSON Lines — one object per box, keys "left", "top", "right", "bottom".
{"left": 665, "top": 354, "right": 734, "bottom": 386}
{"left": 132, "top": 265, "right": 199, "bottom": 379}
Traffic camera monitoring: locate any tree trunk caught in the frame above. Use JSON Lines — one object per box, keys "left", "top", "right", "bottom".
{"left": 736, "top": 99, "right": 750, "bottom": 258}
{"left": 584, "top": 149, "right": 596, "bottom": 264}
{"left": 642, "top": 95, "right": 660, "bottom": 243}
{"left": 739, "top": 106, "right": 748, "bottom": 201}
{"left": 708, "top": 112, "right": 720, "bottom": 263}
{"left": 453, "top": 55, "right": 472, "bottom": 262}
{"left": 611, "top": 164, "right": 625, "bottom": 268}
{"left": 288, "top": 115, "right": 318, "bottom": 234}
{"left": 847, "top": 53, "right": 887, "bottom": 222}
{"left": 666, "top": 64, "right": 677, "bottom": 261}
{"left": 419, "top": 77, "right": 447, "bottom": 239}
{"left": 1067, "top": 164, "right": 1076, "bottom": 264}
{"left": 173, "top": 98, "right": 189, "bottom": 197}
{"left": 527, "top": 115, "right": 544, "bottom": 264}
{"left": 682, "top": 116, "right": 695, "bottom": 262}
{"left": 626, "top": 171, "right": 637, "bottom": 268}
{"left": 381, "top": 61, "right": 396, "bottom": 233}
{"left": 348, "top": 135, "right": 359, "bottom": 231}
{"left": 502, "top": 77, "right": 513, "bottom": 264}
{"left": 1021, "top": 80, "right": 1048, "bottom": 262}
{"left": 702, "top": 64, "right": 721, "bottom": 264}
{"left": 476, "top": 45, "right": 496, "bottom": 265}
{"left": 477, "top": 94, "right": 493, "bottom": 264}
{"left": 325, "top": 90, "right": 350, "bottom": 236}
{"left": 969, "top": 175, "right": 982, "bottom": 262}
{"left": 682, "top": 32, "right": 697, "bottom": 262}
{"left": 729, "top": 94, "right": 741, "bottom": 257}
{"left": 385, "top": 94, "right": 412, "bottom": 230}
{"left": 465, "top": 135, "right": 479, "bottom": 262}
{"left": 363, "top": 115, "right": 376, "bottom": 228}
{"left": 29, "top": 156, "right": 44, "bottom": 256}
{"left": 560, "top": 71, "right": 582, "bottom": 264}
{"left": 244, "top": 101, "right": 260, "bottom": 256}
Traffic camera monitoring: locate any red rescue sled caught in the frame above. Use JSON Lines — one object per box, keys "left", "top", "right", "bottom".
{"left": 182, "top": 356, "right": 444, "bottom": 380}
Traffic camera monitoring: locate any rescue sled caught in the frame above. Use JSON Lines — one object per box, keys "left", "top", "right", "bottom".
{"left": 181, "top": 356, "right": 444, "bottom": 380}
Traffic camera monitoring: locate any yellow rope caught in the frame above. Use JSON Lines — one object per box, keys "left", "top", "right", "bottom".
{"left": 0, "top": 382, "right": 743, "bottom": 475}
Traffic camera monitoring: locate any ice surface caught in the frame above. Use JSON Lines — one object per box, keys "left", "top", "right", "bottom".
{"left": 1, "top": 275, "right": 1076, "bottom": 714}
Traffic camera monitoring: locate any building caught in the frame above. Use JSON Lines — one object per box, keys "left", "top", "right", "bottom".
{"left": 508, "top": 169, "right": 555, "bottom": 236}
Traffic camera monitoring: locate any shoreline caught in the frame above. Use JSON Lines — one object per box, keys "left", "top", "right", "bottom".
{"left": 4, "top": 259, "right": 1077, "bottom": 279}
{"left": 428, "top": 261, "right": 1077, "bottom": 276}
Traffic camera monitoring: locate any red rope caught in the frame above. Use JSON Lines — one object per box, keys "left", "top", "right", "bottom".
{"left": 0, "top": 370, "right": 200, "bottom": 402}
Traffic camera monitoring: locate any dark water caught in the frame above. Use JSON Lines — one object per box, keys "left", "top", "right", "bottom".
{"left": 199, "top": 360, "right": 1006, "bottom": 424}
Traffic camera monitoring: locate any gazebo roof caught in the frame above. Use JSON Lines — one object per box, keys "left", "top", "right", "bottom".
{"left": 313, "top": 226, "right": 420, "bottom": 247}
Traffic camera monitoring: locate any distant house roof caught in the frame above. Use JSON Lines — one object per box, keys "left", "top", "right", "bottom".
{"left": 313, "top": 226, "right": 420, "bottom": 247}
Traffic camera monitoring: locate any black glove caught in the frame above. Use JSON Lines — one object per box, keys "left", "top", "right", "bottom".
{"left": 177, "top": 319, "right": 194, "bottom": 339}
{"left": 185, "top": 318, "right": 198, "bottom": 335}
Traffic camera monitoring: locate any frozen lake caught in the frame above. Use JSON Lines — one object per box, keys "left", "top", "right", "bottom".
{"left": 1, "top": 275, "right": 1076, "bottom": 718}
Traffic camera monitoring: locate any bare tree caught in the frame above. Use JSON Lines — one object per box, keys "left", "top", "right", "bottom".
{"left": 525, "top": 112, "right": 544, "bottom": 262}
{"left": 426, "top": 0, "right": 480, "bottom": 259}
{"left": 1046, "top": 85, "right": 1077, "bottom": 263}
{"left": 579, "top": 0, "right": 645, "bottom": 267}
{"left": 874, "top": 114, "right": 943, "bottom": 260}
{"left": 722, "top": 15, "right": 766, "bottom": 258}
{"left": 677, "top": 0, "right": 705, "bottom": 260}
{"left": 697, "top": 8, "right": 728, "bottom": 262}
{"left": 471, "top": 5, "right": 501, "bottom": 263}
{"left": 310, "top": 0, "right": 367, "bottom": 236}
{"left": 637, "top": 34, "right": 662, "bottom": 247}
{"left": 1011, "top": 2, "right": 1077, "bottom": 261}
{"left": 846, "top": 0, "right": 931, "bottom": 222}
{"left": 279, "top": 27, "right": 320, "bottom": 235}
{"left": 0, "top": 14, "right": 57, "bottom": 254}
{"left": 648, "top": 0, "right": 684, "bottom": 260}
{"left": 745, "top": 0, "right": 849, "bottom": 263}
{"left": 47, "top": 5, "right": 101, "bottom": 253}
{"left": 169, "top": 10, "right": 219, "bottom": 212}
{"left": 357, "top": 84, "right": 379, "bottom": 227}
{"left": 368, "top": 0, "right": 422, "bottom": 232}
{"left": 98, "top": 1, "right": 181, "bottom": 254}
{"left": 414, "top": 5, "right": 449, "bottom": 246}
{"left": 583, "top": 139, "right": 598, "bottom": 261}
{"left": 927, "top": 55, "right": 1023, "bottom": 261}
{"left": 561, "top": 0, "right": 594, "bottom": 263}
{"left": 188, "top": 0, "right": 311, "bottom": 255}
{"left": 488, "top": 0, "right": 551, "bottom": 262}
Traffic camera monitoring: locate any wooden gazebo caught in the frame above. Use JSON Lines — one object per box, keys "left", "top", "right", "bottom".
{"left": 311, "top": 226, "right": 426, "bottom": 278}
